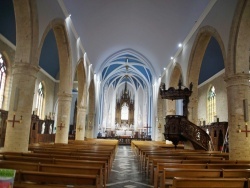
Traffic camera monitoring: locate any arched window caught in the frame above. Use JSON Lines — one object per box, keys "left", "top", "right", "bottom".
{"left": 207, "top": 86, "right": 216, "bottom": 124}
{"left": 0, "top": 53, "right": 7, "bottom": 109}
{"left": 36, "top": 82, "right": 44, "bottom": 119}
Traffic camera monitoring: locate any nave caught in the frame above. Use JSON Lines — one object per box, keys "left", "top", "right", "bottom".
{"left": 107, "top": 146, "right": 152, "bottom": 188}
{"left": 1, "top": 139, "right": 250, "bottom": 188}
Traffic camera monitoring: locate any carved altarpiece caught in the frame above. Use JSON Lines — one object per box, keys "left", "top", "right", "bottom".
{"left": 115, "top": 83, "right": 134, "bottom": 125}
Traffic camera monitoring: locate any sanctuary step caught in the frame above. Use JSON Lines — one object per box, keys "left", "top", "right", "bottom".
{"left": 97, "top": 137, "right": 152, "bottom": 145}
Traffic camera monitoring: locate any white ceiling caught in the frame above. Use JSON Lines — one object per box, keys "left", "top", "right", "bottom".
{"left": 62, "top": 0, "right": 211, "bottom": 76}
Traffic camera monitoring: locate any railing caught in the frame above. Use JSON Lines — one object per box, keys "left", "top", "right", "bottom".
{"left": 164, "top": 115, "right": 210, "bottom": 150}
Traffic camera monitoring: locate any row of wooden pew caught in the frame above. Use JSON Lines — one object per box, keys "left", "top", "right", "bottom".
{"left": 131, "top": 140, "right": 250, "bottom": 188}
{"left": 0, "top": 139, "right": 118, "bottom": 187}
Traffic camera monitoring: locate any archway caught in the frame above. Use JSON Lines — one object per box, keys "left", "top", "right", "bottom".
{"left": 75, "top": 58, "right": 87, "bottom": 140}
{"left": 38, "top": 18, "right": 72, "bottom": 143}
{"left": 168, "top": 63, "right": 183, "bottom": 116}
{"left": 187, "top": 26, "right": 226, "bottom": 124}
{"left": 86, "top": 79, "right": 95, "bottom": 138}
{"left": 96, "top": 49, "right": 155, "bottom": 139}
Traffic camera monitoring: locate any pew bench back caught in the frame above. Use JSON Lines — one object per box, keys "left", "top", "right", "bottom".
{"left": 172, "top": 177, "right": 247, "bottom": 188}
{"left": 15, "top": 170, "right": 101, "bottom": 187}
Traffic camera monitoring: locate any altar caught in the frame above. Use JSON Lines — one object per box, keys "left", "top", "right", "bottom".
{"left": 116, "top": 130, "right": 133, "bottom": 137}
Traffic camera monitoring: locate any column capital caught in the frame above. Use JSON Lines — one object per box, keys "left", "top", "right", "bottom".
{"left": 12, "top": 63, "right": 39, "bottom": 77}
{"left": 78, "top": 106, "right": 87, "bottom": 112}
{"left": 224, "top": 73, "right": 249, "bottom": 87}
{"left": 57, "top": 92, "right": 72, "bottom": 102}
{"left": 77, "top": 106, "right": 87, "bottom": 110}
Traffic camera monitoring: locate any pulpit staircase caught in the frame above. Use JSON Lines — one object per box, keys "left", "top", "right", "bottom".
{"left": 163, "top": 115, "right": 210, "bottom": 150}
{"left": 160, "top": 81, "right": 211, "bottom": 151}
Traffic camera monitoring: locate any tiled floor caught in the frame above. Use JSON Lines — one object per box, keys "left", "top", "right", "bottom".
{"left": 107, "top": 146, "right": 153, "bottom": 188}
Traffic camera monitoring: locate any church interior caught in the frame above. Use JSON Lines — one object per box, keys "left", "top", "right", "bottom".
{"left": 0, "top": 0, "right": 249, "bottom": 187}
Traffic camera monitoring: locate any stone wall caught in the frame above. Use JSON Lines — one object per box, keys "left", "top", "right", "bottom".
{"left": 33, "top": 70, "right": 56, "bottom": 119}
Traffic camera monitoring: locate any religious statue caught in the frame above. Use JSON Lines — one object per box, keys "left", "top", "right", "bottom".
{"left": 115, "top": 122, "right": 120, "bottom": 129}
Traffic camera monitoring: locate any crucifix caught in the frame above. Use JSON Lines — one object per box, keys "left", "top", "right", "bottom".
{"left": 58, "top": 121, "right": 65, "bottom": 130}
{"left": 77, "top": 126, "right": 83, "bottom": 132}
{"left": 7, "top": 114, "right": 22, "bottom": 128}
{"left": 237, "top": 123, "right": 250, "bottom": 137}
{"left": 143, "top": 124, "right": 152, "bottom": 137}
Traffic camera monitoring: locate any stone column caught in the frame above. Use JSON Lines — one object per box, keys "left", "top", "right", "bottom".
{"left": 86, "top": 112, "right": 95, "bottom": 138}
{"left": 55, "top": 93, "right": 72, "bottom": 144}
{"left": 75, "top": 106, "right": 87, "bottom": 140}
{"left": 225, "top": 74, "right": 250, "bottom": 160}
{"left": 4, "top": 63, "right": 39, "bottom": 152}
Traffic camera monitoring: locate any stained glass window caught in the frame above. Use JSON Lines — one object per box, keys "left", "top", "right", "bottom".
{"left": 0, "top": 53, "right": 6, "bottom": 109}
{"left": 207, "top": 86, "right": 216, "bottom": 124}
{"left": 36, "top": 82, "right": 44, "bottom": 119}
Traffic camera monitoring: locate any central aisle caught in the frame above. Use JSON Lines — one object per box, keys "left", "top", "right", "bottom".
{"left": 107, "top": 145, "right": 153, "bottom": 188}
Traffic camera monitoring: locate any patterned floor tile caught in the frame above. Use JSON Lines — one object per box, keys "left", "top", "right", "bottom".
{"left": 107, "top": 146, "right": 152, "bottom": 188}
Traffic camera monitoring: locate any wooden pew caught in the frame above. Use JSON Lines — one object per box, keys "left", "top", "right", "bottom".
{"left": 161, "top": 168, "right": 250, "bottom": 188}
{"left": 20, "top": 139, "right": 118, "bottom": 187}
{"left": 31, "top": 149, "right": 115, "bottom": 160}
{"left": 30, "top": 151, "right": 113, "bottom": 172}
{"left": 15, "top": 170, "right": 101, "bottom": 188}
{"left": 29, "top": 139, "right": 118, "bottom": 160}
{"left": 223, "top": 169, "right": 250, "bottom": 178}
{"left": 0, "top": 160, "right": 104, "bottom": 187}
{"left": 150, "top": 158, "right": 250, "bottom": 185}
{"left": 172, "top": 177, "right": 247, "bottom": 188}
{"left": 14, "top": 183, "right": 95, "bottom": 188}
{"left": 2, "top": 151, "right": 113, "bottom": 170}
{"left": 1, "top": 154, "right": 109, "bottom": 169}
{"left": 0, "top": 156, "right": 108, "bottom": 187}
{"left": 154, "top": 163, "right": 207, "bottom": 188}
{"left": 161, "top": 168, "right": 223, "bottom": 188}
{"left": 142, "top": 151, "right": 229, "bottom": 171}
{"left": 148, "top": 155, "right": 224, "bottom": 180}
{"left": 154, "top": 163, "right": 250, "bottom": 188}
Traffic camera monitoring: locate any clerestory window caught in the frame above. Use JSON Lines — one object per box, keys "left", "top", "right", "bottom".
{"left": 36, "top": 82, "right": 44, "bottom": 119}
{"left": 207, "top": 86, "right": 216, "bottom": 124}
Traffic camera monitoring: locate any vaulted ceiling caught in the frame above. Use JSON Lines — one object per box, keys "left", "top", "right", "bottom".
{"left": 0, "top": 0, "right": 225, "bottom": 88}
{"left": 62, "top": 0, "right": 211, "bottom": 76}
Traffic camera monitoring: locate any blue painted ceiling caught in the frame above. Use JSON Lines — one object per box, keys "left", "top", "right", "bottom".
{"left": 102, "top": 54, "right": 152, "bottom": 89}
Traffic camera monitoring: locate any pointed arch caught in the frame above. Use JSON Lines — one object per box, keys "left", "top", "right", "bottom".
{"left": 166, "top": 63, "right": 183, "bottom": 116}
{"left": 88, "top": 79, "right": 95, "bottom": 115}
{"left": 38, "top": 19, "right": 72, "bottom": 94}
{"left": 12, "top": 0, "right": 39, "bottom": 65}
{"left": 170, "top": 63, "right": 183, "bottom": 87}
{"left": 227, "top": 0, "right": 250, "bottom": 76}
{"left": 76, "top": 58, "right": 86, "bottom": 108}
{"left": 187, "top": 26, "right": 226, "bottom": 123}
{"left": 86, "top": 78, "right": 95, "bottom": 138}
